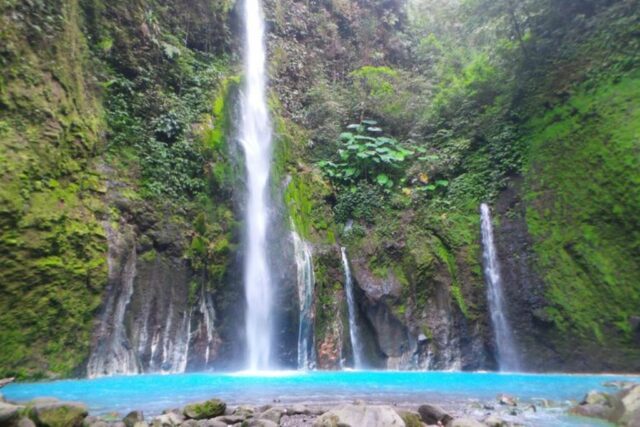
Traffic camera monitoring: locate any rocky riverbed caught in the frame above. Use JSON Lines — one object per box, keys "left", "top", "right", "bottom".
{"left": 1, "top": 382, "right": 638, "bottom": 427}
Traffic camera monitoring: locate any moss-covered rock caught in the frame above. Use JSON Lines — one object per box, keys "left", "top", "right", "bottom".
{"left": 28, "top": 401, "right": 88, "bottom": 427}
{"left": 183, "top": 399, "right": 226, "bottom": 420}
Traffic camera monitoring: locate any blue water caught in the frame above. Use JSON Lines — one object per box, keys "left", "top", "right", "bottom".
{"left": 3, "top": 371, "right": 636, "bottom": 425}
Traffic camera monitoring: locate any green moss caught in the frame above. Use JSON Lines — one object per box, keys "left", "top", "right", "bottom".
{"left": 433, "top": 237, "right": 469, "bottom": 317}
{"left": 524, "top": 72, "right": 640, "bottom": 341}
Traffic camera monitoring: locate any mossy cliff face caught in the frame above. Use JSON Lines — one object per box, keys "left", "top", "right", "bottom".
{"left": 0, "top": 0, "right": 108, "bottom": 379}
{"left": 0, "top": 0, "right": 238, "bottom": 378}
{"left": 495, "top": 73, "right": 640, "bottom": 372}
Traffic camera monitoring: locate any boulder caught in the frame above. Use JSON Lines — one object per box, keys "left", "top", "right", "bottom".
{"left": 0, "top": 402, "right": 22, "bottom": 425}
{"left": 246, "top": 420, "right": 278, "bottom": 427}
{"left": 497, "top": 394, "right": 517, "bottom": 407}
{"left": 583, "top": 391, "right": 608, "bottom": 406}
{"left": 313, "top": 404, "right": 406, "bottom": 427}
{"left": 259, "top": 408, "right": 283, "bottom": 424}
{"left": 183, "top": 399, "right": 226, "bottom": 420}
{"left": 151, "top": 412, "right": 183, "bottom": 427}
{"left": 396, "top": 410, "right": 422, "bottom": 427}
{"left": 619, "top": 384, "right": 640, "bottom": 426}
{"left": 123, "top": 411, "right": 144, "bottom": 427}
{"left": 418, "top": 404, "right": 452, "bottom": 425}
{"left": 212, "top": 415, "right": 246, "bottom": 424}
{"left": 232, "top": 406, "right": 255, "bottom": 418}
{"left": 16, "top": 418, "right": 37, "bottom": 427}
{"left": 196, "top": 420, "right": 226, "bottom": 427}
{"left": 28, "top": 401, "right": 88, "bottom": 427}
{"left": 483, "top": 414, "right": 506, "bottom": 427}
{"left": 448, "top": 418, "right": 486, "bottom": 427}
{"left": 570, "top": 390, "right": 625, "bottom": 423}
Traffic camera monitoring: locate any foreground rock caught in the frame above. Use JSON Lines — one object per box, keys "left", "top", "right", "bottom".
{"left": 570, "top": 383, "right": 640, "bottom": 426}
{"left": 0, "top": 401, "right": 23, "bottom": 425}
{"left": 183, "top": 399, "right": 226, "bottom": 420}
{"left": 28, "top": 399, "right": 88, "bottom": 427}
{"left": 313, "top": 404, "right": 406, "bottom": 427}
{"left": 418, "top": 403, "right": 453, "bottom": 425}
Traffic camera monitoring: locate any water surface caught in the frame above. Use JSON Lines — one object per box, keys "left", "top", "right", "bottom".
{"left": 4, "top": 371, "right": 635, "bottom": 426}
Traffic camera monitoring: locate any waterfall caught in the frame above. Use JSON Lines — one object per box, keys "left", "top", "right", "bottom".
{"left": 239, "top": 0, "right": 274, "bottom": 371}
{"left": 480, "top": 203, "right": 521, "bottom": 371}
{"left": 292, "top": 230, "right": 316, "bottom": 370}
{"left": 340, "top": 247, "right": 364, "bottom": 369}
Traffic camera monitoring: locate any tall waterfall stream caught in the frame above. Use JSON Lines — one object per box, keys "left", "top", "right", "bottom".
{"left": 480, "top": 203, "right": 521, "bottom": 371}
{"left": 239, "top": 0, "right": 274, "bottom": 370}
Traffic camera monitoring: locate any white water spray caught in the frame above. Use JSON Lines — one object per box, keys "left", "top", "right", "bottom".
{"left": 240, "top": 0, "right": 274, "bottom": 371}
{"left": 340, "top": 247, "right": 364, "bottom": 369}
{"left": 480, "top": 203, "right": 521, "bottom": 371}
{"left": 292, "top": 230, "right": 316, "bottom": 369}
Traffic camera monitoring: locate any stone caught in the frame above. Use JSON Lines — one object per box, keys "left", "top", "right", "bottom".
{"left": 497, "top": 394, "right": 517, "bottom": 407}
{"left": 483, "top": 414, "right": 506, "bottom": 427}
{"left": 417, "top": 404, "right": 452, "bottom": 425}
{"left": 0, "top": 402, "right": 22, "bottom": 425}
{"left": 449, "top": 418, "right": 486, "bottom": 427}
{"left": 232, "top": 405, "right": 255, "bottom": 418}
{"left": 259, "top": 408, "right": 283, "bottom": 424}
{"left": 133, "top": 423, "right": 148, "bottom": 427}
{"left": 246, "top": 420, "right": 278, "bottom": 427}
{"left": 570, "top": 390, "right": 625, "bottom": 423}
{"left": 87, "top": 422, "right": 109, "bottom": 427}
{"left": 151, "top": 412, "right": 183, "bottom": 427}
{"left": 619, "top": 384, "right": 640, "bottom": 426}
{"left": 212, "top": 415, "right": 246, "bottom": 424}
{"left": 183, "top": 399, "right": 226, "bottom": 420}
{"left": 16, "top": 417, "right": 37, "bottom": 427}
{"left": 313, "top": 404, "right": 406, "bottom": 427}
{"left": 196, "top": 420, "right": 227, "bottom": 427}
{"left": 397, "top": 410, "right": 422, "bottom": 427}
{"left": 583, "top": 391, "right": 608, "bottom": 406}
{"left": 29, "top": 401, "right": 89, "bottom": 427}
{"left": 123, "top": 410, "right": 144, "bottom": 427}
{"left": 83, "top": 416, "right": 100, "bottom": 426}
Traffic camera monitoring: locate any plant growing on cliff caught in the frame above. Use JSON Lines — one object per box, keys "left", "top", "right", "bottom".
{"left": 317, "top": 120, "right": 413, "bottom": 191}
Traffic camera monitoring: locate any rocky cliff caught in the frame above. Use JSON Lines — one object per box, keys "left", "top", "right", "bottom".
{"left": 0, "top": 0, "right": 639, "bottom": 378}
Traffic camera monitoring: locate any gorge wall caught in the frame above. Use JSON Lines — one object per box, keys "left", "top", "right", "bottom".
{"left": 0, "top": 0, "right": 639, "bottom": 378}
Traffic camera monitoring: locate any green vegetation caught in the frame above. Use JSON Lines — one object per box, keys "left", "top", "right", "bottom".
{"left": 524, "top": 73, "right": 640, "bottom": 340}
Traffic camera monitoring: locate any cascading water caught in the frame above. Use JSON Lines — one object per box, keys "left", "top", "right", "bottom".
{"left": 292, "top": 230, "right": 316, "bottom": 369}
{"left": 239, "top": 0, "right": 274, "bottom": 371}
{"left": 340, "top": 247, "right": 364, "bottom": 369}
{"left": 480, "top": 203, "right": 521, "bottom": 371}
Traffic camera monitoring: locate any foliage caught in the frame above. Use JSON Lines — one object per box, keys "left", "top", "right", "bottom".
{"left": 318, "top": 121, "right": 413, "bottom": 191}
{"left": 524, "top": 73, "right": 640, "bottom": 340}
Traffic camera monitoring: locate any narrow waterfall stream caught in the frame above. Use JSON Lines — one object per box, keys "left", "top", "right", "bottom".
{"left": 480, "top": 203, "right": 521, "bottom": 371}
{"left": 239, "top": 0, "right": 274, "bottom": 370}
{"left": 292, "top": 230, "right": 316, "bottom": 369}
{"left": 340, "top": 247, "right": 364, "bottom": 369}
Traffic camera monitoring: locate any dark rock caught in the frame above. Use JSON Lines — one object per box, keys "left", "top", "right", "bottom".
{"left": 183, "top": 399, "right": 226, "bottom": 420}
{"left": 418, "top": 403, "right": 452, "bottom": 425}
{"left": 123, "top": 411, "right": 144, "bottom": 427}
